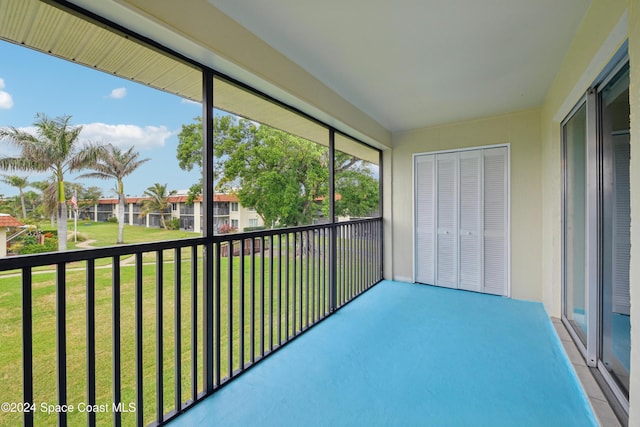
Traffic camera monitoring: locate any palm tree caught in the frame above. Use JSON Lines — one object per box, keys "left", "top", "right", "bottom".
{"left": 139, "top": 183, "right": 176, "bottom": 229}
{"left": 0, "top": 113, "right": 103, "bottom": 251}
{"left": 0, "top": 174, "right": 29, "bottom": 218}
{"left": 31, "top": 179, "right": 58, "bottom": 226}
{"left": 79, "top": 144, "right": 149, "bottom": 243}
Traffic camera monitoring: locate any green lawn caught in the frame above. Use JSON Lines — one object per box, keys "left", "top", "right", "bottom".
{"left": 0, "top": 222, "right": 371, "bottom": 426}
{"left": 0, "top": 222, "right": 200, "bottom": 277}
{"left": 67, "top": 221, "right": 199, "bottom": 249}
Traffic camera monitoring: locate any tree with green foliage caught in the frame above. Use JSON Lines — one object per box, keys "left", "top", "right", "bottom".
{"left": 30, "top": 179, "right": 58, "bottom": 226}
{"left": 22, "top": 190, "right": 41, "bottom": 221}
{"left": 82, "top": 186, "right": 103, "bottom": 207}
{"left": 176, "top": 116, "right": 204, "bottom": 204}
{"left": 177, "top": 115, "right": 328, "bottom": 226}
{"left": 79, "top": 144, "right": 149, "bottom": 243}
{"left": 176, "top": 115, "right": 379, "bottom": 227}
{"left": 176, "top": 116, "right": 203, "bottom": 172}
{"left": 333, "top": 156, "right": 380, "bottom": 218}
{"left": 0, "top": 174, "right": 29, "bottom": 218}
{"left": 139, "top": 183, "right": 176, "bottom": 230}
{"left": 0, "top": 113, "right": 103, "bottom": 250}
{"left": 0, "top": 195, "right": 19, "bottom": 217}
{"left": 62, "top": 183, "right": 103, "bottom": 220}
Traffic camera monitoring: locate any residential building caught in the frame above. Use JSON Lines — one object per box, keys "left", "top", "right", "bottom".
{"left": 91, "top": 193, "right": 264, "bottom": 233}
{"left": 0, "top": 1, "right": 638, "bottom": 426}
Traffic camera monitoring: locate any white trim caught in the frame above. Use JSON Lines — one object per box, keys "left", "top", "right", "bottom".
{"left": 585, "top": 88, "right": 599, "bottom": 367}
{"left": 411, "top": 142, "right": 509, "bottom": 159}
{"left": 412, "top": 152, "right": 419, "bottom": 283}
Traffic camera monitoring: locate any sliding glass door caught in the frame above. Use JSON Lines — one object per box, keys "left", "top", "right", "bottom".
{"left": 600, "top": 63, "right": 630, "bottom": 399}
{"left": 561, "top": 55, "right": 630, "bottom": 413}
{"left": 562, "top": 102, "right": 588, "bottom": 345}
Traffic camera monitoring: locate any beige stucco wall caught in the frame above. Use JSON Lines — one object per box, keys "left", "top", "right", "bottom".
{"left": 0, "top": 229, "right": 6, "bottom": 257}
{"left": 234, "top": 205, "right": 264, "bottom": 231}
{"left": 391, "top": 109, "right": 542, "bottom": 302}
{"left": 540, "top": 0, "right": 637, "bottom": 421}
{"left": 540, "top": 0, "right": 629, "bottom": 318}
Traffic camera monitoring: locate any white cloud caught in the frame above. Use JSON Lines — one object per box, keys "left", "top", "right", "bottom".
{"left": 0, "top": 92, "right": 14, "bottom": 109}
{"left": 181, "top": 98, "right": 201, "bottom": 106}
{"left": 80, "top": 122, "right": 172, "bottom": 150}
{"left": 108, "top": 87, "right": 127, "bottom": 99}
{"left": 0, "top": 78, "right": 14, "bottom": 109}
{"left": 15, "top": 126, "right": 38, "bottom": 136}
{"left": 0, "top": 126, "right": 36, "bottom": 157}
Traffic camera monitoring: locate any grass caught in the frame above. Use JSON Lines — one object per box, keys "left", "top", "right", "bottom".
{"left": 0, "top": 222, "right": 200, "bottom": 277}
{"left": 0, "top": 221, "right": 378, "bottom": 426}
{"left": 67, "top": 221, "right": 199, "bottom": 249}
{"left": 1, "top": 222, "right": 202, "bottom": 426}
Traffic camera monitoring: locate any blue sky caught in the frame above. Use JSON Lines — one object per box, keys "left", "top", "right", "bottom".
{"left": 0, "top": 40, "right": 202, "bottom": 198}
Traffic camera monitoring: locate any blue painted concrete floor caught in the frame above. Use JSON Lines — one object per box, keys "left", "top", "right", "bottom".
{"left": 170, "top": 280, "right": 597, "bottom": 427}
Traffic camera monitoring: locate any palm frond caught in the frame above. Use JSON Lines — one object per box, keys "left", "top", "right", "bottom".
{"left": 0, "top": 157, "right": 47, "bottom": 172}
{"left": 67, "top": 143, "right": 105, "bottom": 171}
{"left": 76, "top": 170, "right": 113, "bottom": 180}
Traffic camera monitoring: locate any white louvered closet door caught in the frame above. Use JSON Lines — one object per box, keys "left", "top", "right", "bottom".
{"left": 414, "top": 146, "right": 508, "bottom": 296}
{"left": 415, "top": 155, "right": 436, "bottom": 285}
{"left": 612, "top": 134, "right": 630, "bottom": 315}
{"left": 483, "top": 147, "right": 508, "bottom": 296}
{"left": 435, "top": 153, "right": 458, "bottom": 289}
{"left": 458, "top": 150, "right": 483, "bottom": 292}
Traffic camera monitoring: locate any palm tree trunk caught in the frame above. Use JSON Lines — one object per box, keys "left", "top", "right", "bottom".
{"left": 19, "top": 188, "right": 26, "bottom": 218}
{"left": 117, "top": 194, "right": 125, "bottom": 244}
{"left": 57, "top": 179, "right": 67, "bottom": 251}
{"left": 57, "top": 200, "right": 67, "bottom": 251}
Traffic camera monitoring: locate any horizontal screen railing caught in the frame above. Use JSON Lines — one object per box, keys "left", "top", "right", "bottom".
{"left": 0, "top": 218, "right": 382, "bottom": 427}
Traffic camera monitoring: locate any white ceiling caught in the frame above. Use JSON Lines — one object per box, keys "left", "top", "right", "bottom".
{"left": 208, "top": 0, "right": 591, "bottom": 132}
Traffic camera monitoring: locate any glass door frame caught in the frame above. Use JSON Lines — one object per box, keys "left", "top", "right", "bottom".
{"left": 560, "top": 49, "right": 630, "bottom": 416}
{"left": 595, "top": 57, "right": 630, "bottom": 414}
{"left": 560, "top": 91, "right": 598, "bottom": 368}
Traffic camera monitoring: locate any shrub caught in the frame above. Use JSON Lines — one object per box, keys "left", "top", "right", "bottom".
{"left": 243, "top": 226, "right": 266, "bottom": 232}
{"left": 19, "top": 244, "right": 46, "bottom": 255}
{"left": 218, "top": 224, "right": 238, "bottom": 234}
{"left": 9, "top": 242, "right": 23, "bottom": 255}
{"left": 43, "top": 237, "right": 58, "bottom": 252}
{"left": 166, "top": 218, "right": 180, "bottom": 230}
{"left": 22, "top": 235, "right": 37, "bottom": 246}
{"left": 18, "top": 237, "right": 57, "bottom": 254}
{"left": 106, "top": 216, "right": 118, "bottom": 223}
{"left": 67, "top": 232, "right": 89, "bottom": 242}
